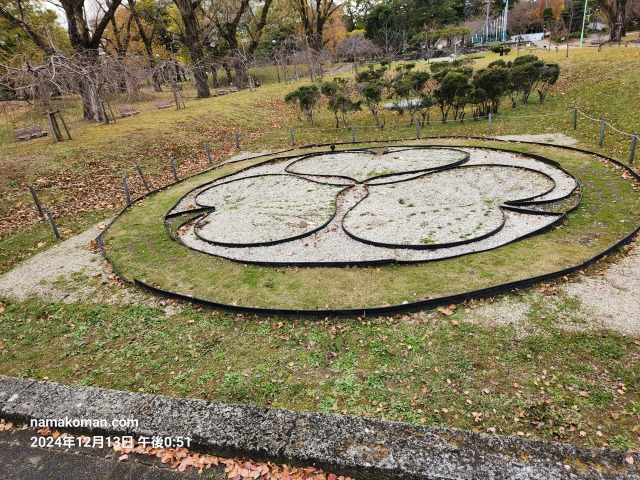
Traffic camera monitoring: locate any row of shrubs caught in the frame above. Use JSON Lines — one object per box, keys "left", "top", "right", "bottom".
{"left": 284, "top": 55, "right": 560, "bottom": 128}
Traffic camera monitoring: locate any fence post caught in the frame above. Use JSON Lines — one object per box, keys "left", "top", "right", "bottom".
{"left": 415, "top": 119, "right": 421, "bottom": 139}
{"left": 28, "top": 185, "right": 45, "bottom": 222}
{"left": 235, "top": 131, "right": 240, "bottom": 149}
{"left": 351, "top": 125, "right": 356, "bottom": 144}
{"left": 573, "top": 108, "right": 578, "bottom": 130}
{"left": 488, "top": 113, "right": 492, "bottom": 135}
{"left": 135, "top": 161, "right": 150, "bottom": 191}
{"left": 599, "top": 118, "right": 606, "bottom": 146}
{"left": 205, "top": 142, "right": 212, "bottom": 164}
{"left": 122, "top": 177, "right": 131, "bottom": 205}
{"left": 630, "top": 134, "right": 638, "bottom": 165}
{"left": 46, "top": 210, "right": 60, "bottom": 239}
{"left": 170, "top": 158, "right": 179, "bottom": 181}
{"left": 290, "top": 128, "right": 295, "bottom": 146}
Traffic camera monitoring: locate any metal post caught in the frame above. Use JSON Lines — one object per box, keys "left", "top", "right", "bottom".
{"left": 579, "top": 0, "right": 589, "bottom": 48}
{"left": 46, "top": 210, "right": 60, "bottom": 239}
{"left": 351, "top": 125, "right": 356, "bottom": 144}
{"left": 290, "top": 128, "right": 295, "bottom": 146}
{"left": 205, "top": 142, "right": 212, "bottom": 164}
{"left": 415, "top": 119, "right": 421, "bottom": 139}
{"left": 122, "top": 177, "right": 131, "bottom": 205}
{"left": 135, "top": 161, "right": 150, "bottom": 191}
{"left": 488, "top": 112, "right": 492, "bottom": 135}
{"left": 599, "top": 118, "right": 606, "bottom": 146}
{"left": 170, "top": 158, "right": 178, "bottom": 181}
{"left": 573, "top": 108, "right": 578, "bottom": 130}
{"left": 235, "top": 131, "right": 240, "bottom": 149}
{"left": 28, "top": 185, "right": 45, "bottom": 221}
{"left": 630, "top": 134, "right": 638, "bottom": 165}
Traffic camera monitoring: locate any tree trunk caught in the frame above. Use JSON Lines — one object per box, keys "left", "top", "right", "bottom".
{"left": 79, "top": 78, "right": 107, "bottom": 123}
{"left": 190, "top": 46, "right": 210, "bottom": 98}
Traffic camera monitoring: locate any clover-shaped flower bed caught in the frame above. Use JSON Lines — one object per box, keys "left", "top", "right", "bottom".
{"left": 167, "top": 147, "right": 579, "bottom": 265}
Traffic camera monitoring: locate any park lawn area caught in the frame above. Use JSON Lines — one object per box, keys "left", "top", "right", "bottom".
{"left": 101, "top": 138, "right": 640, "bottom": 310}
{"left": 0, "top": 293, "right": 639, "bottom": 451}
{"left": 1, "top": 47, "right": 640, "bottom": 275}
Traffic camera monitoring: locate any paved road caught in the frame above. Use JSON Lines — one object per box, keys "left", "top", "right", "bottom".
{"left": 0, "top": 429, "right": 224, "bottom": 479}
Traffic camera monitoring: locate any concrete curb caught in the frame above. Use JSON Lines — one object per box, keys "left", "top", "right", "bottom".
{"left": 0, "top": 375, "right": 638, "bottom": 479}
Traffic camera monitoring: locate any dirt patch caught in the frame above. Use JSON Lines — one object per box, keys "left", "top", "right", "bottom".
{"left": 495, "top": 133, "right": 579, "bottom": 146}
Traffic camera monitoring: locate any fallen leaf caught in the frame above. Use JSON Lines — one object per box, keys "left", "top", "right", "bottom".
{"left": 610, "top": 412, "right": 620, "bottom": 420}
{"left": 625, "top": 456, "right": 634, "bottom": 465}
{"left": 438, "top": 307, "right": 453, "bottom": 316}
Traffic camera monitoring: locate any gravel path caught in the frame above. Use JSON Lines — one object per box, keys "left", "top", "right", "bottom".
{"left": 0, "top": 222, "right": 141, "bottom": 304}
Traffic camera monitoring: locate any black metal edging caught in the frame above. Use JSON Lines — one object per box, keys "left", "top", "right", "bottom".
{"left": 98, "top": 139, "right": 640, "bottom": 317}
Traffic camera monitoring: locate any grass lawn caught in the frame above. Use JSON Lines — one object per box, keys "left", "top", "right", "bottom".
{"left": 1, "top": 45, "right": 640, "bottom": 453}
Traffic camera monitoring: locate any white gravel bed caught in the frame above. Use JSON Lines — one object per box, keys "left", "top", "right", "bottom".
{"left": 170, "top": 157, "right": 301, "bottom": 214}
{"left": 463, "top": 148, "right": 577, "bottom": 202}
{"left": 343, "top": 166, "right": 554, "bottom": 246}
{"left": 169, "top": 146, "right": 576, "bottom": 261}
{"left": 193, "top": 175, "right": 343, "bottom": 245}
{"left": 286, "top": 148, "right": 467, "bottom": 182}
{"left": 177, "top": 202, "right": 560, "bottom": 264}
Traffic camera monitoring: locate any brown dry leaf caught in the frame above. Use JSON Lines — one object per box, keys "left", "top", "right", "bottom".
{"left": 450, "top": 319, "right": 459, "bottom": 326}
{"left": 610, "top": 412, "right": 620, "bottom": 420}
{"left": 0, "top": 306, "right": 5, "bottom": 315}
{"left": 438, "top": 307, "right": 453, "bottom": 316}
{"left": 118, "top": 454, "right": 128, "bottom": 462}
{"left": 625, "top": 456, "right": 634, "bottom": 465}
{"left": 579, "top": 391, "right": 590, "bottom": 398}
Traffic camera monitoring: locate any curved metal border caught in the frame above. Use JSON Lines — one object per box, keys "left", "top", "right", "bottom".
{"left": 285, "top": 146, "right": 470, "bottom": 184}
{"left": 340, "top": 163, "right": 560, "bottom": 250}
{"left": 191, "top": 173, "right": 349, "bottom": 248}
{"left": 96, "top": 139, "right": 640, "bottom": 316}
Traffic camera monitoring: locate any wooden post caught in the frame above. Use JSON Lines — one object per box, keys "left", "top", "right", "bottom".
{"left": 351, "top": 125, "right": 356, "bottom": 144}
{"left": 235, "top": 131, "right": 240, "bottom": 149}
{"left": 415, "top": 119, "right": 421, "bottom": 139}
{"left": 599, "top": 118, "right": 606, "bottom": 146}
{"left": 205, "top": 142, "right": 212, "bottom": 164}
{"left": 45, "top": 111, "right": 63, "bottom": 142}
{"left": 46, "top": 210, "right": 60, "bottom": 239}
{"left": 57, "top": 111, "right": 72, "bottom": 140}
{"left": 488, "top": 112, "right": 492, "bottom": 135}
{"left": 290, "top": 128, "right": 295, "bottom": 146}
{"left": 170, "top": 158, "right": 179, "bottom": 181}
{"left": 135, "top": 161, "right": 150, "bottom": 191}
{"left": 122, "top": 177, "right": 131, "bottom": 205}
{"left": 573, "top": 108, "right": 578, "bottom": 130}
{"left": 630, "top": 134, "right": 638, "bottom": 165}
{"left": 102, "top": 101, "right": 116, "bottom": 124}
{"left": 173, "top": 88, "right": 181, "bottom": 110}
{"left": 28, "top": 185, "right": 45, "bottom": 221}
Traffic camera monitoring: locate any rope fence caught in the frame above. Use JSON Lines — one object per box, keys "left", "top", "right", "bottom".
{"left": 1, "top": 106, "right": 638, "bottom": 256}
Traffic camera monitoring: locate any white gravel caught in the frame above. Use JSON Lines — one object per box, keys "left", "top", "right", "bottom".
{"left": 343, "top": 165, "right": 554, "bottom": 246}
{"left": 171, "top": 147, "right": 574, "bottom": 263}
{"left": 194, "top": 175, "right": 342, "bottom": 245}
{"left": 287, "top": 148, "right": 467, "bottom": 182}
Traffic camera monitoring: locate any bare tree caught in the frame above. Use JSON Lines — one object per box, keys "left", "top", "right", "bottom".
{"left": 597, "top": 0, "right": 628, "bottom": 42}
{"left": 336, "top": 33, "right": 379, "bottom": 71}
{"left": 1, "top": 0, "right": 124, "bottom": 121}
